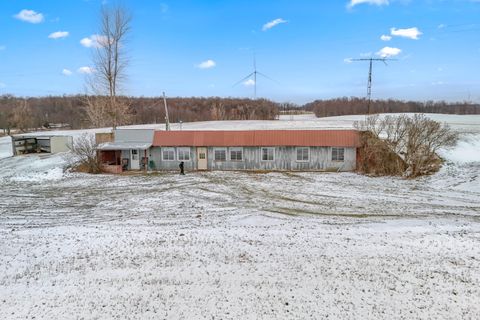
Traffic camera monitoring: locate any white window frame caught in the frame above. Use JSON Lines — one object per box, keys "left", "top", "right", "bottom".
{"left": 229, "top": 147, "right": 243, "bottom": 161}
{"left": 177, "top": 147, "right": 191, "bottom": 161}
{"left": 261, "top": 147, "right": 275, "bottom": 161}
{"left": 214, "top": 148, "right": 227, "bottom": 162}
{"left": 162, "top": 147, "right": 175, "bottom": 161}
{"left": 332, "top": 147, "right": 345, "bottom": 162}
{"left": 296, "top": 147, "right": 310, "bottom": 162}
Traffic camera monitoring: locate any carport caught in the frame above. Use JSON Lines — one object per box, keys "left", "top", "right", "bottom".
{"left": 11, "top": 135, "right": 73, "bottom": 156}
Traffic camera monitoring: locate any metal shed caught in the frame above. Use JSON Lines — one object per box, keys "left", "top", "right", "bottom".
{"left": 11, "top": 135, "right": 73, "bottom": 156}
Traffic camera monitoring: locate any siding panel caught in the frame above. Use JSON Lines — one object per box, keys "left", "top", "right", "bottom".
{"left": 150, "top": 146, "right": 357, "bottom": 172}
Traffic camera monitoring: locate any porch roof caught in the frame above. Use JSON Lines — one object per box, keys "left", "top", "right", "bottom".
{"left": 97, "top": 142, "right": 152, "bottom": 151}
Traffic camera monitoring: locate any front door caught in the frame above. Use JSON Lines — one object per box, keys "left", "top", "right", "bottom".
{"left": 130, "top": 149, "right": 140, "bottom": 170}
{"left": 197, "top": 147, "right": 207, "bottom": 170}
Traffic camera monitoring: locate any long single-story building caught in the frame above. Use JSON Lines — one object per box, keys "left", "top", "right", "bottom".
{"left": 97, "top": 129, "right": 361, "bottom": 172}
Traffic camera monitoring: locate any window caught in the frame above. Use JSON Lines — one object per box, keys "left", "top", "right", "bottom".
{"left": 178, "top": 148, "right": 190, "bottom": 161}
{"left": 131, "top": 149, "right": 139, "bottom": 160}
{"left": 162, "top": 148, "right": 175, "bottom": 161}
{"left": 261, "top": 147, "right": 275, "bottom": 161}
{"left": 296, "top": 147, "right": 309, "bottom": 162}
{"left": 332, "top": 147, "right": 345, "bottom": 161}
{"left": 214, "top": 148, "right": 227, "bottom": 161}
{"left": 230, "top": 148, "right": 243, "bottom": 161}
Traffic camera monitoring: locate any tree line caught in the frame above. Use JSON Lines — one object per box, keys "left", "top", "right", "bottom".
{"left": 3, "top": 94, "right": 480, "bottom": 134}
{"left": 0, "top": 94, "right": 280, "bottom": 133}
{"left": 305, "top": 97, "right": 480, "bottom": 117}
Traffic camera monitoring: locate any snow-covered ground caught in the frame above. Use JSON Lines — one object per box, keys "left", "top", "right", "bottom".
{"left": 0, "top": 114, "right": 479, "bottom": 319}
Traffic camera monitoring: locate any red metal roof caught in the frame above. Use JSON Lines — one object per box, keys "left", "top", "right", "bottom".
{"left": 153, "top": 130, "right": 361, "bottom": 147}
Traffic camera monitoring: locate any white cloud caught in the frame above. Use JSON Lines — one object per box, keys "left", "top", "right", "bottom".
{"left": 380, "top": 34, "right": 392, "bottom": 41}
{"left": 376, "top": 46, "right": 401, "bottom": 57}
{"left": 48, "top": 31, "right": 69, "bottom": 39}
{"left": 348, "top": 0, "right": 389, "bottom": 8}
{"left": 243, "top": 79, "right": 255, "bottom": 87}
{"left": 344, "top": 58, "right": 353, "bottom": 63}
{"left": 262, "top": 18, "right": 287, "bottom": 31}
{"left": 80, "top": 34, "right": 108, "bottom": 48}
{"left": 77, "top": 67, "right": 94, "bottom": 74}
{"left": 62, "top": 69, "right": 73, "bottom": 76}
{"left": 80, "top": 37, "right": 94, "bottom": 48}
{"left": 14, "top": 9, "right": 44, "bottom": 24}
{"left": 390, "top": 27, "right": 422, "bottom": 40}
{"left": 196, "top": 59, "right": 216, "bottom": 69}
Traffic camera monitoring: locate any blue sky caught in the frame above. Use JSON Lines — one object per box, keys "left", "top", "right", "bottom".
{"left": 0, "top": 0, "right": 479, "bottom": 104}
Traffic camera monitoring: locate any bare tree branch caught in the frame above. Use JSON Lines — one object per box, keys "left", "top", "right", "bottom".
{"left": 356, "top": 114, "right": 458, "bottom": 178}
{"left": 84, "top": 4, "right": 132, "bottom": 129}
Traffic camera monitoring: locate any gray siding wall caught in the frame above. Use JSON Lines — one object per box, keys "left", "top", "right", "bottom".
{"left": 115, "top": 129, "right": 154, "bottom": 143}
{"left": 149, "top": 146, "right": 356, "bottom": 172}
{"left": 150, "top": 147, "right": 196, "bottom": 171}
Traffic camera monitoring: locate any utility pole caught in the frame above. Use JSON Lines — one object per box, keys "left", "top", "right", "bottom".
{"left": 352, "top": 57, "right": 396, "bottom": 115}
{"left": 163, "top": 92, "right": 170, "bottom": 131}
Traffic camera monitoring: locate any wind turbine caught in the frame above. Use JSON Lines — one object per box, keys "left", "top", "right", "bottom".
{"left": 233, "top": 54, "right": 277, "bottom": 99}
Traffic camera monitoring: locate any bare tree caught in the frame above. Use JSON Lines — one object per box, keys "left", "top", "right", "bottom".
{"left": 403, "top": 115, "right": 458, "bottom": 177}
{"left": 13, "top": 99, "right": 35, "bottom": 132}
{"left": 67, "top": 133, "right": 101, "bottom": 173}
{"left": 355, "top": 114, "right": 458, "bottom": 178}
{"left": 85, "top": 4, "right": 132, "bottom": 129}
{"left": 84, "top": 95, "right": 110, "bottom": 128}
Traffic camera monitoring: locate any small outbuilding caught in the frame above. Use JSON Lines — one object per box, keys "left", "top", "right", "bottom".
{"left": 11, "top": 134, "right": 73, "bottom": 156}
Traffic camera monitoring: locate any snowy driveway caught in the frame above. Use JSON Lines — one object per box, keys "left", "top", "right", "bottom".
{"left": 0, "top": 167, "right": 479, "bottom": 319}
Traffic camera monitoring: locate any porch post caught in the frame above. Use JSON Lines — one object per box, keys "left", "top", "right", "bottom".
{"left": 144, "top": 149, "right": 147, "bottom": 172}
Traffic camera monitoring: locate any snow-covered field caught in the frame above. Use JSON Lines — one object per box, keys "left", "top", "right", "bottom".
{"left": 0, "top": 114, "right": 479, "bottom": 319}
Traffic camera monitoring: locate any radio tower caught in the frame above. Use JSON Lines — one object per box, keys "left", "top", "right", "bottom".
{"left": 352, "top": 57, "right": 396, "bottom": 114}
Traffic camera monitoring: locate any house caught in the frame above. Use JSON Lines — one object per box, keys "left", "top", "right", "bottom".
{"left": 97, "top": 129, "right": 361, "bottom": 172}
